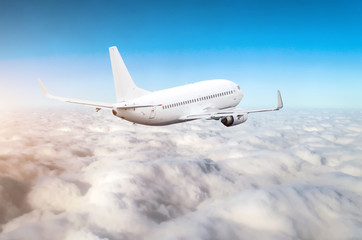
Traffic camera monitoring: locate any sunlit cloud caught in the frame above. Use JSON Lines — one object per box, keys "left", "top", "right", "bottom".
{"left": 0, "top": 109, "right": 361, "bottom": 239}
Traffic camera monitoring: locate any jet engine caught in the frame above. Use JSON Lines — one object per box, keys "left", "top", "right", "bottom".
{"left": 221, "top": 114, "right": 248, "bottom": 127}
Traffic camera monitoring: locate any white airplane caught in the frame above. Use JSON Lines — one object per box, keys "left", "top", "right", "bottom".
{"left": 38, "top": 46, "right": 283, "bottom": 127}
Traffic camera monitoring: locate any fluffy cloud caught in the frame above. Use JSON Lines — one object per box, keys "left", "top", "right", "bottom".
{"left": 0, "top": 109, "right": 361, "bottom": 239}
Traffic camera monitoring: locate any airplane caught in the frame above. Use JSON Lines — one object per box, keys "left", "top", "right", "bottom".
{"left": 38, "top": 46, "right": 283, "bottom": 127}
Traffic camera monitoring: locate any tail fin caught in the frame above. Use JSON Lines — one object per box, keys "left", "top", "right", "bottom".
{"left": 109, "top": 46, "right": 149, "bottom": 102}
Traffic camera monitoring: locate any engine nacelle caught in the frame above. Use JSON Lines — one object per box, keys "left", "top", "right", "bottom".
{"left": 221, "top": 114, "right": 248, "bottom": 127}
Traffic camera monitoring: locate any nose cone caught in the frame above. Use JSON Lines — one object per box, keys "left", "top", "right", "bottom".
{"left": 233, "top": 83, "right": 243, "bottom": 101}
{"left": 239, "top": 89, "right": 244, "bottom": 100}
{"left": 236, "top": 84, "right": 243, "bottom": 102}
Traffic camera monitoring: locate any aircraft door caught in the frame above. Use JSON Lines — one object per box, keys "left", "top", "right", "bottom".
{"left": 149, "top": 107, "right": 156, "bottom": 119}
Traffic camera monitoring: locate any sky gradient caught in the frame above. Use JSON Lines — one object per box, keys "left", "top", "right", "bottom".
{"left": 1, "top": 0, "right": 362, "bottom": 109}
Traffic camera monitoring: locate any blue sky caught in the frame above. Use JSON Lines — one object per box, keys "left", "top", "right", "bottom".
{"left": 1, "top": 0, "right": 362, "bottom": 109}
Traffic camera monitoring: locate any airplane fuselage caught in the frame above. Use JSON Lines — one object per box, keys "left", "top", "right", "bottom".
{"left": 113, "top": 79, "right": 243, "bottom": 126}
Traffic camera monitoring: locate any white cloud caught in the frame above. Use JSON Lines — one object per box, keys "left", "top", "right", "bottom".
{"left": 0, "top": 109, "right": 362, "bottom": 239}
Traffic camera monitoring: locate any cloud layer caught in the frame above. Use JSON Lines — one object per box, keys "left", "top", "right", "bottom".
{"left": 0, "top": 109, "right": 362, "bottom": 240}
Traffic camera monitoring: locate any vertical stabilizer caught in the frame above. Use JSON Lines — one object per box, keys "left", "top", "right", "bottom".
{"left": 109, "top": 46, "right": 149, "bottom": 102}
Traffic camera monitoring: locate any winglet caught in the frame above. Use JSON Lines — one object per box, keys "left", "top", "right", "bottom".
{"left": 38, "top": 78, "right": 51, "bottom": 98}
{"left": 276, "top": 90, "right": 283, "bottom": 110}
{"left": 246, "top": 90, "right": 284, "bottom": 114}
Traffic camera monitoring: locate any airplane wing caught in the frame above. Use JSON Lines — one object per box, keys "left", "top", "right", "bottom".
{"left": 38, "top": 79, "right": 114, "bottom": 108}
{"left": 245, "top": 90, "right": 283, "bottom": 114}
{"left": 180, "top": 107, "right": 237, "bottom": 120}
{"left": 180, "top": 90, "right": 283, "bottom": 120}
